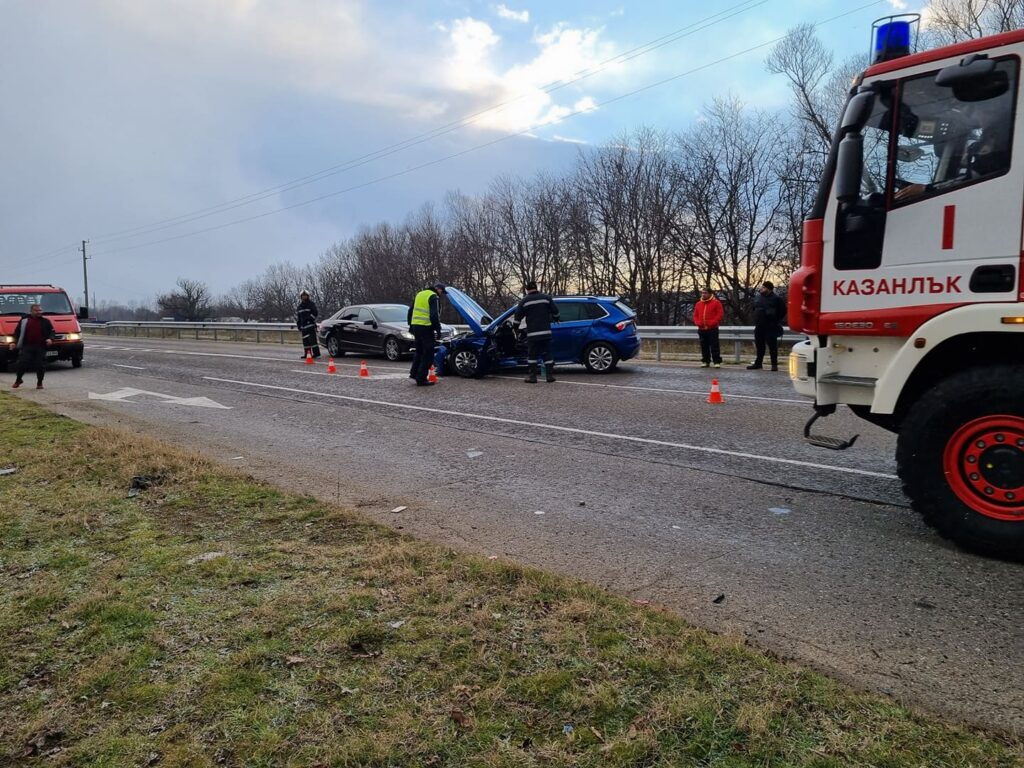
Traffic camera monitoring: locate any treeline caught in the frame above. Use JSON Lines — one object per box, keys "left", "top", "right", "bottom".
{"left": 130, "top": 11, "right": 1020, "bottom": 325}
{"left": 215, "top": 100, "right": 812, "bottom": 325}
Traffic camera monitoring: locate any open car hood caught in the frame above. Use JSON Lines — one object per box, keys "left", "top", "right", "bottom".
{"left": 444, "top": 287, "right": 495, "bottom": 335}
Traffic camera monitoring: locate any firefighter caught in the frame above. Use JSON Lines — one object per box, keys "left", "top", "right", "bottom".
{"left": 514, "top": 280, "right": 559, "bottom": 384}
{"left": 408, "top": 282, "right": 446, "bottom": 386}
{"left": 296, "top": 290, "right": 320, "bottom": 361}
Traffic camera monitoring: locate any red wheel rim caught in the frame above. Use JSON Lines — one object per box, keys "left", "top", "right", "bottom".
{"left": 942, "top": 415, "right": 1024, "bottom": 522}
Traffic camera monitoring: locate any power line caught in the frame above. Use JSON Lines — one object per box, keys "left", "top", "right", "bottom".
{"left": 81, "top": 0, "right": 771, "bottom": 247}
{"left": 89, "top": 0, "right": 885, "bottom": 260}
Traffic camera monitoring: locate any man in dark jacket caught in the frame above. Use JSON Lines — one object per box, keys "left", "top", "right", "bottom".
{"left": 514, "top": 280, "right": 559, "bottom": 384}
{"left": 296, "top": 291, "right": 320, "bottom": 361}
{"left": 408, "top": 283, "right": 446, "bottom": 386}
{"left": 9, "top": 304, "right": 55, "bottom": 389}
{"left": 747, "top": 281, "right": 786, "bottom": 371}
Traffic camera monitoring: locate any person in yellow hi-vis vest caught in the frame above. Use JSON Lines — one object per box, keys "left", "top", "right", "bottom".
{"left": 407, "top": 282, "right": 446, "bottom": 386}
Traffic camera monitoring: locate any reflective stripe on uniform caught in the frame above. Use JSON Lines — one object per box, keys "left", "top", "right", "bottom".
{"left": 521, "top": 299, "right": 550, "bottom": 307}
{"left": 526, "top": 330, "right": 552, "bottom": 337}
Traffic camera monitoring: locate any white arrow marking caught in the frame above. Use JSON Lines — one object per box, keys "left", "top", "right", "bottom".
{"left": 88, "top": 387, "right": 231, "bottom": 409}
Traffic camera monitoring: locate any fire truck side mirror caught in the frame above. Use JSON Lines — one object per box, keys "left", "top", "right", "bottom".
{"left": 841, "top": 90, "right": 876, "bottom": 134}
{"left": 936, "top": 55, "right": 1009, "bottom": 102}
{"left": 77, "top": 306, "right": 89, "bottom": 320}
{"left": 835, "top": 134, "right": 864, "bottom": 203}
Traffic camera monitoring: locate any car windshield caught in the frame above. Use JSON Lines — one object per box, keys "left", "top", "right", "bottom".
{"left": 0, "top": 291, "right": 73, "bottom": 316}
{"left": 373, "top": 305, "right": 408, "bottom": 323}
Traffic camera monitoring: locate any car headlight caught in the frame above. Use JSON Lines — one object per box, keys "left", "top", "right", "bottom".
{"left": 1, "top": 336, "right": 14, "bottom": 344}
{"left": 401, "top": 331, "right": 414, "bottom": 340}
{"left": 65, "top": 333, "right": 81, "bottom": 341}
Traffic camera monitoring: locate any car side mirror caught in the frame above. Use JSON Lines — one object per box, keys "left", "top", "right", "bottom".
{"left": 77, "top": 306, "right": 89, "bottom": 320}
{"left": 835, "top": 133, "right": 864, "bottom": 203}
{"left": 363, "top": 320, "right": 376, "bottom": 327}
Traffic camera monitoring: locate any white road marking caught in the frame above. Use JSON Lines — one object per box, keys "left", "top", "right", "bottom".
{"left": 89, "top": 387, "right": 231, "bottom": 409}
{"left": 204, "top": 376, "right": 897, "bottom": 480}
{"left": 91, "top": 344, "right": 403, "bottom": 370}
{"left": 113, "top": 364, "right": 146, "bottom": 370}
{"left": 493, "top": 375, "right": 807, "bottom": 404}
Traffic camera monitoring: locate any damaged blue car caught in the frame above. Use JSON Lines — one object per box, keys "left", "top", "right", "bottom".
{"left": 438, "top": 287, "right": 640, "bottom": 378}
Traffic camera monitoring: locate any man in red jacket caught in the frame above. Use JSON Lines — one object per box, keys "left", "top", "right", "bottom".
{"left": 693, "top": 287, "right": 723, "bottom": 368}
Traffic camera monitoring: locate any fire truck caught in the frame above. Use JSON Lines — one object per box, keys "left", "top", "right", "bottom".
{"left": 788, "top": 17, "right": 1024, "bottom": 561}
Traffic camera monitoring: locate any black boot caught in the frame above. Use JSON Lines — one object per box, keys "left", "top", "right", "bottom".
{"left": 545, "top": 363, "right": 556, "bottom": 383}
{"left": 525, "top": 363, "right": 538, "bottom": 384}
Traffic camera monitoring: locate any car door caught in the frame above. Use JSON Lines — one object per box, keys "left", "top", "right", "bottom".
{"left": 356, "top": 307, "right": 384, "bottom": 350}
{"left": 551, "top": 301, "right": 589, "bottom": 361}
{"left": 334, "top": 306, "right": 362, "bottom": 352}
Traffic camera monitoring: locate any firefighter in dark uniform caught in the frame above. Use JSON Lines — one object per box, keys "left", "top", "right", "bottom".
{"left": 514, "top": 280, "right": 559, "bottom": 384}
{"left": 296, "top": 290, "right": 321, "bottom": 360}
{"left": 408, "top": 282, "right": 446, "bottom": 386}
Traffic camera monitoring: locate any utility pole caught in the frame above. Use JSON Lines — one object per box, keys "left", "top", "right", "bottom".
{"left": 80, "top": 240, "right": 90, "bottom": 316}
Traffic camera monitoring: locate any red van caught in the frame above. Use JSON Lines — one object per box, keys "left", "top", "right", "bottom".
{"left": 0, "top": 285, "right": 85, "bottom": 370}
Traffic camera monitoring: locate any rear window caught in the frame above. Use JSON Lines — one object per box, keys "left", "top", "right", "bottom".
{"left": 0, "top": 291, "right": 73, "bottom": 315}
{"left": 614, "top": 300, "right": 635, "bottom": 318}
{"left": 554, "top": 301, "right": 584, "bottom": 322}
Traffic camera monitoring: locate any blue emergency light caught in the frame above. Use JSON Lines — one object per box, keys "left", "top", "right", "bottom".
{"left": 870, "top": 15, "right": 921, "bottom": 63}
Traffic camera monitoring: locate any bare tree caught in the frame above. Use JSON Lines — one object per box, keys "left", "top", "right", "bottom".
{"left": 157, "top": 278, "right": 212, "bottom": 320}
{"left": 924, "top": 0, "right": 1024, "bottom": 47}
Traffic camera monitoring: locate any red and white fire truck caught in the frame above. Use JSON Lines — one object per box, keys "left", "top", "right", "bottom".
{"left": 788, "top": 17, "right": 1024, "bottom": 561}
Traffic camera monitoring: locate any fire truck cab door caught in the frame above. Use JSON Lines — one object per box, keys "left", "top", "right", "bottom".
{"left": 824, "top": 52, "right": 1024, "bottom": 316}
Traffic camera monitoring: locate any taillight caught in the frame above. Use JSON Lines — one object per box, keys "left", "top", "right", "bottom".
{"left": 615, "top": 319, "right": 634, "bottom": 331}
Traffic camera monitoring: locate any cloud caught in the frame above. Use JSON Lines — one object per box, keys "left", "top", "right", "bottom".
{"left": 439, "top": 18, "right": 616, "bottom": 133}
{"left": 495, "top": 4, "right": 529, "bottom": 23}
{"left": 888, "top": 0, "right": 908, "bottom": 9}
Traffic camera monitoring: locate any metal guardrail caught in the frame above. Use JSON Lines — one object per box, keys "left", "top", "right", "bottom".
{"left": 81, "top": 321, "right": 805, "bottom": 363}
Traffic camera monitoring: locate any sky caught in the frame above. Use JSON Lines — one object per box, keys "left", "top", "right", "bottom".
{"left": 1, "top": 0, "right": 914, "bottom": 305}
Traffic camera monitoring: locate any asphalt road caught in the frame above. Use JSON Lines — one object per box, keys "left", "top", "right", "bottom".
{"left": 9, "top": 337, "right": 1023, "bottom": 735}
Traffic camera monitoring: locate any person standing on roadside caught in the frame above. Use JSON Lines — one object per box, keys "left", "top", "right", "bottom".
{"left": 9, "top": 304, "right": 55, "bottom": 390}
{"left": 408, "top": 283, "right": 446, "bottom": 387}
{"left": 747, "top": 281, "right": 787, "bottom": 371}
{"left": 514, "top": 280, "right": 559, "bottom": 384}
{"left": 296, "top": 290, "right": 321, "bottom": 361}
{"left": 693, "top": 286, "right": 723, "bottom": 369}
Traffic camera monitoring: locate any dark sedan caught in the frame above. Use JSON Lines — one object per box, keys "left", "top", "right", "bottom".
{"left": 316, "top": 304, "right": 456, "bottom": 361}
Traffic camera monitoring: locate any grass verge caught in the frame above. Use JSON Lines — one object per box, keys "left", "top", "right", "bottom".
{"left": 0, "top": 393, "right": 1020, "bottom": 767}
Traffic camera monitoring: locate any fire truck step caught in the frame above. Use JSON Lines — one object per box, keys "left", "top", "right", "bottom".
{"left": 819, "top": 374, "right": 877, "bottom": 388}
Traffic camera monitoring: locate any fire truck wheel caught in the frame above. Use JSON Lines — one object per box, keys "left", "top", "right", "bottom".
{"left": 896, "top": 365, "right": 1024, "bottom": 562}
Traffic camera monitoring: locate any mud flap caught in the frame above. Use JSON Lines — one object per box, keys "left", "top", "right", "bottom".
{"left": 804, "top": 404, "right": 859, "bottom": 451}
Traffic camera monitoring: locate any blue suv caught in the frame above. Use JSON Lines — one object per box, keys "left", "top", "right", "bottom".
{"left": 440, "top": 287, "right": 640, "bottom": 378}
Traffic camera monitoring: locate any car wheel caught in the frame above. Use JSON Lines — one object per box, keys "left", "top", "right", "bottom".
{"left": 583, "top": 342, "right": 618, "bottom": 373}
{"left": 326, "top": 335, "right": 343, "bottom": 358}
{"left": 452, "top": 349, "right": 483, "bottom": 378}
{"left": 896, "top": 365, "right": 1023, "bottom": 561}
{"left": 384, "top": 336, "right": 401, "bottom": 362}
{"left": 71, "top": 354, "right": 83, "bottom": 368}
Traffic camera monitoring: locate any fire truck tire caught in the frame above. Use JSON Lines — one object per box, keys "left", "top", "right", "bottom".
{"left": 896, "top": 365, "right": 1024, "bottom": 562}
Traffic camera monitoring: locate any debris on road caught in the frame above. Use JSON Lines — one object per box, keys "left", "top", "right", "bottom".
{"left": 712, "top": 594, "right": 726, "bottom": 604}
{"left": 391, "top": 506, "right": 407, "bottom": 514}
{"left": 534, "top": 510, "right": 545, "bottom": 516}
{"left": 387, "top": 620, "right": 406, "bottom": 629}
{"left": 769, "top": 507, "right": 791, "bottom": 516}
{"left": 914, "top": 599, "right": 937, "bottom": 611}
{"left": 0, "top": 467, "right": 16, "bottom": 476}
{"left": 466, "top": 449, "right": 484, "bottom": 459}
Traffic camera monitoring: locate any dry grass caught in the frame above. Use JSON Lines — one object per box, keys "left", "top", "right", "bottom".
{"left": 1, "top": 393, "right": 1021, "bottom": 767}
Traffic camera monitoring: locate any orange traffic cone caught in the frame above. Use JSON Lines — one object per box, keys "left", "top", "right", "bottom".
{"left": 428, "top": 365, "right": 438, "bottom": 383}
{"left": 326, "top": 357, "right": 337, "bottom": 374}
{"left": 359, "top": 360, "right": 370, "bottom": 378}
{"left": 707, "top": 378, "right": 724, "bottom": 405}
{"left": 305, "top": 350, "right": 315, "bottom": 365}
